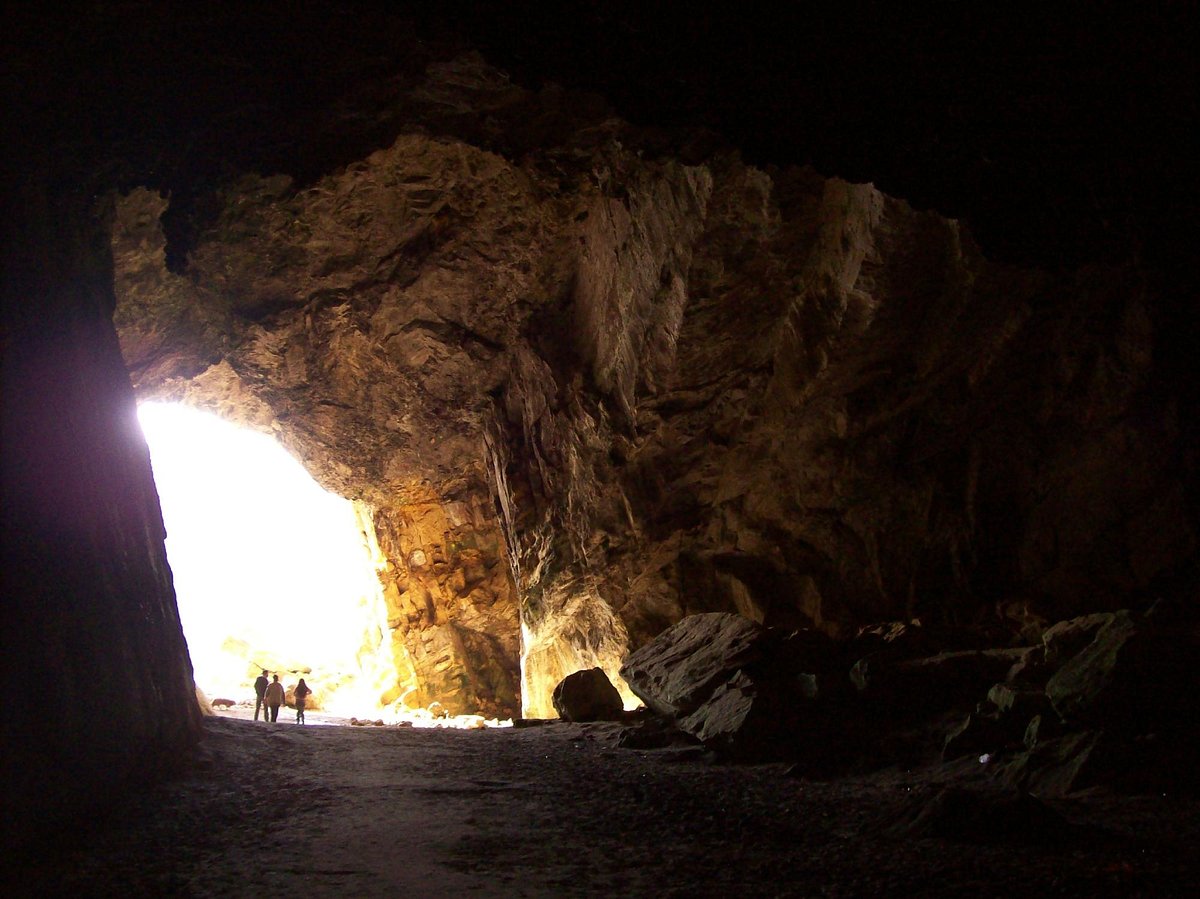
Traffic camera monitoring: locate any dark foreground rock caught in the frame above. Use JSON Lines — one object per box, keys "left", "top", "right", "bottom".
{"left": 620, "top": 613, "right": 767, "bottom": 719}
{"left": 621, "top": 613, "right": 843, "bottom": 761}
{"left": 1045, "top": 610, "right": 1200, "bottom": 733}
{"left": 956, "top": 606, "right": 1200, "bottom": 796}
{"left": 851, "top": 648, "right": 1028, "bottom": 715}
{"left": 618, "top": 606, "right": 1200, "bottom": 793}
{"left": 552, "top": 667, "right": 624, "bottom": 722}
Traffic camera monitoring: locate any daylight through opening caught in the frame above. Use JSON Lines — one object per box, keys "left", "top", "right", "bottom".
{"left": 138, "top": 402, "right": 507, "bottom": 727}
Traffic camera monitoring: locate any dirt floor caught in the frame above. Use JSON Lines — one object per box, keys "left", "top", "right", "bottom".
{"left": 6, "top": 713, "right": 1198, "bottom": 897}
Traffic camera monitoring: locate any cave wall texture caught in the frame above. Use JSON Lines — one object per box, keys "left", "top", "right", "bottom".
{"left": 1, "top": 181, "right": 202, "bottom": 849}
{"left": 2, "top": 1, "right": 1195, "bottom": 845}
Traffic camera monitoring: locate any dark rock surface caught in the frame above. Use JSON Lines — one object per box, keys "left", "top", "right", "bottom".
{"left": 1, "top": 182, "right": 201, "bottom": 852}
{"left": 621, "top": 613, "right": 767, "bottom": 718}
{"left": 1046, "top": 609, "right": 1200, "bottom": 733}
{"left": 853, "top": 649, "right": 1028, "bottom": 715}
{"left": 552, "top": 667, "right": 624, "bottom": 722}
{"left": 617, "top": 605, "right": 1200, "bottom": 795}
{"left": 621, "top": 614, "right": 847, "bottom": 761}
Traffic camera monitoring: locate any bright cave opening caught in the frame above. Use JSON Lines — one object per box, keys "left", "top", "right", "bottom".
{"left": 137, "top": 402, "right": 507, "bottom": 727}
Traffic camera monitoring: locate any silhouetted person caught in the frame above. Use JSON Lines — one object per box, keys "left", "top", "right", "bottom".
{"left": 264, "top": 674, "right": 285, "bottom": 722}
{"left": 253, "top": 669, "right": 269, "bottom": 721}
{"left": 294, "top": 678, "right": 311, "bottom": 724}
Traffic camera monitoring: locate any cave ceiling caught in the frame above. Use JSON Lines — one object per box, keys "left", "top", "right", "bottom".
{"left": 8, "top": 4, "right": 1192, "bottom": 273}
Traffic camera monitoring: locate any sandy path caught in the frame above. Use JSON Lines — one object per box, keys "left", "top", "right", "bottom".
{"left": 8, "top": 715, "right": 1197, "bottom": 897}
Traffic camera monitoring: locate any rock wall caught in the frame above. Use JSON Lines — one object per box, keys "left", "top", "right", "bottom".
{"left": 109, "top": 55, "right": 1195, "bottom": 719}
{"left": 1, "top": 181, "right": 201, "bottom": 851}
{"left": 491, "top": 153, "right": 1194, "bottom": 668}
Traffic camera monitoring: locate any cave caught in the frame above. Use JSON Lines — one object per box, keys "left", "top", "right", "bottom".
{"left": 2, "top": 3, "right": 1197, "bottom": 893}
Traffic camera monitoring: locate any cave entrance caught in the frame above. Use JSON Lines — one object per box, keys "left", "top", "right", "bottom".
{"left": 137, "top": 402, "right": 395, "bottom": 721}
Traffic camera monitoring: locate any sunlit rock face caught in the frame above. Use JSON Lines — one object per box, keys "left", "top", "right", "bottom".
{"left": 111, "top": 53, "right": 1194, "bottom": 719}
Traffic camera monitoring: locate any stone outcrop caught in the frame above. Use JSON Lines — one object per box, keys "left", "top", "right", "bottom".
{"left": 852, "top": 649, "right": 1028, "bottom": 714}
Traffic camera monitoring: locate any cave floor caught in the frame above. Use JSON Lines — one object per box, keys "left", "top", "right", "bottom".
{"left": 9, "top": 715, "right": 1197, "bottom": 897}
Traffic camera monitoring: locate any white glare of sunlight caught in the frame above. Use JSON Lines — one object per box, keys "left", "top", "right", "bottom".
{"left": 137, "top": 402, "right": 380, "bottom": 699}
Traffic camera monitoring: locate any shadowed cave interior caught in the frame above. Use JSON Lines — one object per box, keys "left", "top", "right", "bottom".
{"left": 2, "top": 2, "right": 1197, "bottom": 893}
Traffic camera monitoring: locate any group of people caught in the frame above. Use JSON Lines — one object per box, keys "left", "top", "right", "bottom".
{"left": 253, "top": 670, "right": 312, "bottom": 724}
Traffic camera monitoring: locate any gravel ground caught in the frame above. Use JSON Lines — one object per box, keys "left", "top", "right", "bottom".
{"left": 5, "top": 715, "right": 1197, "bottom": 897}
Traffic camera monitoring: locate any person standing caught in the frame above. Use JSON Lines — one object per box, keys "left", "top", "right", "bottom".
{"left": 253, "top": 669, "right": 269, "bottom": 721}
{"left": 294, "top": 678, "right": 311, "bottom": 725}
{"left": 264, "top": 674, "right": 285, "bottom": 723}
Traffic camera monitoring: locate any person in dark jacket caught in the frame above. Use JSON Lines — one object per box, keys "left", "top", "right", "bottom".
{"left": 294, "top": 678, "right": 311, "bottom": 724}
{"left": 253, "top": 670, "right": 269, "bottom": 721}
{"left": 264, "top": 674, "right": 285, "bottom": 722}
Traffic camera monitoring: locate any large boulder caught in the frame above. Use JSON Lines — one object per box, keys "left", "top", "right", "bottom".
{"left": 552, "top": 668, "right": 625, "bottom": 722}
{"left": 620, "top": 613, "right": 840, "bottom": 760}
{"left": 620, "top": 614, "right": 767, "bottom": 718}
{"left": 675, "top": 669, "right": 795, "bottom": 759}
{"left": 994, "top": 605, "right": 1200, "bottom": 796}
{"left": 285, "top": 684, "right": 322, "bottom": 712}
{"left": 1045, "top": 609, "right": 1199, "bottom": 733}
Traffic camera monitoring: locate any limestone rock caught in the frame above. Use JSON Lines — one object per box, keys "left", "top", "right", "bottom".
{"left": 284, "top": 685, "right": 321, "bottom": 712}
{"left": 677, "top": 670, "right": 769, "bottom": 754}
{"left": 552, "top": 668, "right": 624, "bottom": 722}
